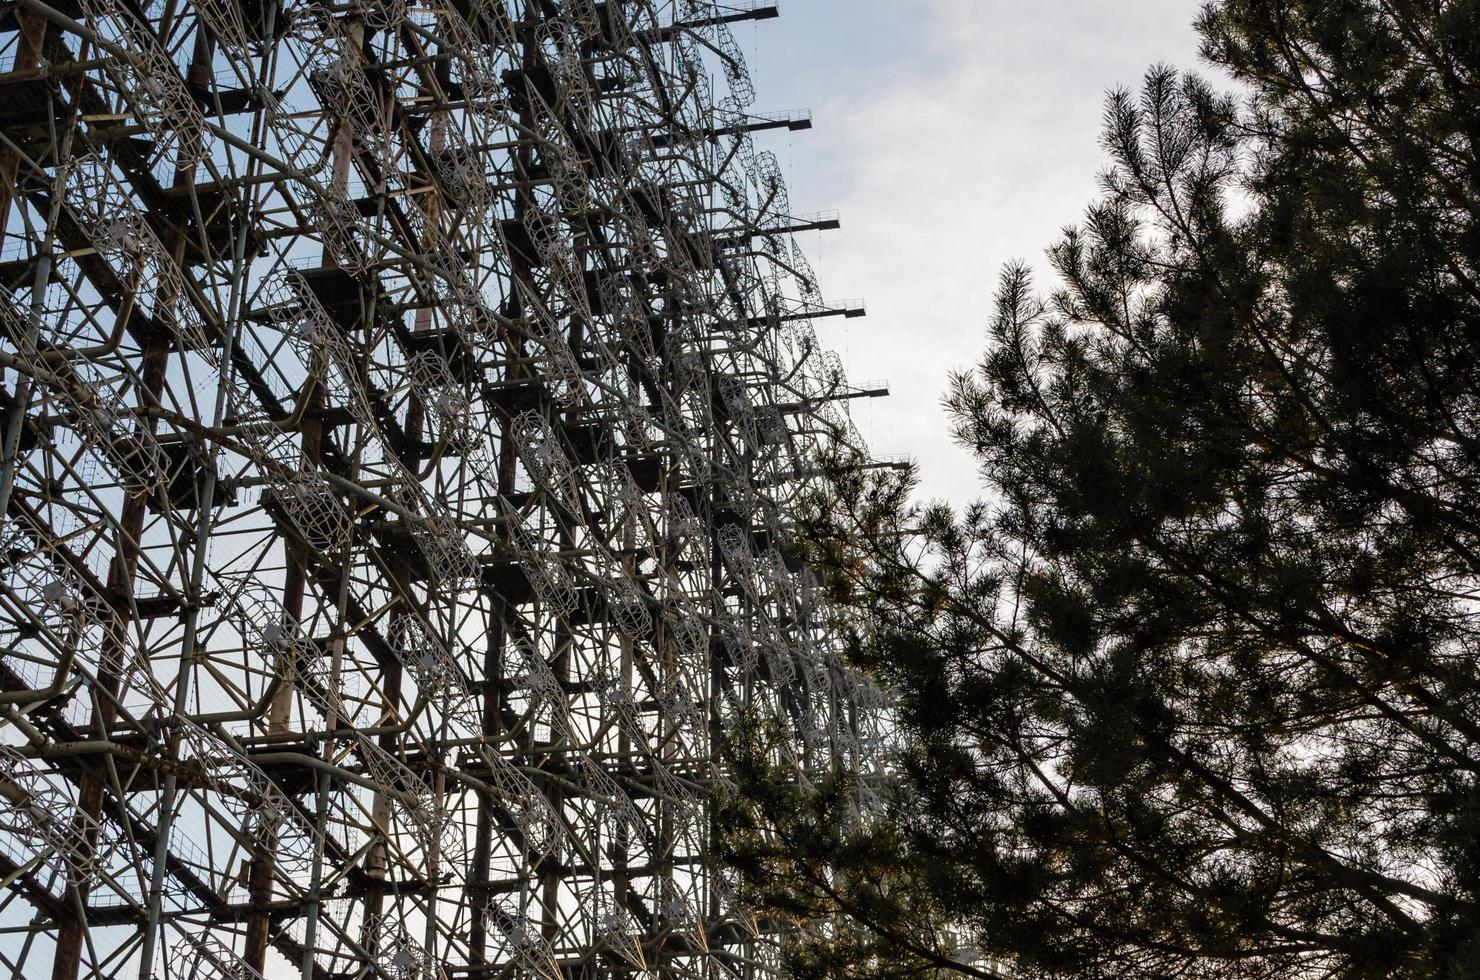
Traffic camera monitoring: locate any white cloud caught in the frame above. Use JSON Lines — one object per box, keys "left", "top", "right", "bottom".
{"left": 776, "top": 0, "right": 1206, "bottom": 503}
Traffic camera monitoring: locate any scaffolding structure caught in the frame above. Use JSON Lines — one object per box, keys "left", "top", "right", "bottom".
{"left": 0, "top": 0, "right": 886, "bottom": 976}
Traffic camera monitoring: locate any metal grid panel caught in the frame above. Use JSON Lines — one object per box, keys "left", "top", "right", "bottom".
{"left": 0, "top": 0, "right": 886, "bottom": 976}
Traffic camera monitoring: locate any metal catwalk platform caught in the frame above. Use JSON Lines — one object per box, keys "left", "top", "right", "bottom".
{"left": 0, "top": 0, "right": 885, "bottom": 976}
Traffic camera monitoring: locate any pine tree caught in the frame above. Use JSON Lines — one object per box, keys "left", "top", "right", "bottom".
{"left": 719, "top": 2, "right": 1480, "bottom": 977}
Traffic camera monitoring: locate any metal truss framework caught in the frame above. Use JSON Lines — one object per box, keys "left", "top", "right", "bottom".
{"left": 0, "top": 0, "right": 887, "bottom": 977}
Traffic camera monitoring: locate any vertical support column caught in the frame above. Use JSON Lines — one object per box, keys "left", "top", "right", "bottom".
{"left": 51, "top": 332, "right": 169, "bottom": 980}
{"left": 244, "top": 397, "right": 323, "bottom": 972}
{"left": 0, "top": 8, "right": 47, "bottom": 240}
{"left": 57, "top": 80, "right": 209, "bottom": 958}
{"left": 0, "top": 10, "right": 55, "bottom": 524}
{"left": 247, "top": 112, "right": 333, "bottom": 954}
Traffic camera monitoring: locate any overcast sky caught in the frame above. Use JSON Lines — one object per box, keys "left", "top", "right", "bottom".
{"left": 740, "top": 0, "right": 1208, "bottom": 503}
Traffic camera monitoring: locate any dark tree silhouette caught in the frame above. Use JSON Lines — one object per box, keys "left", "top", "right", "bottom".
{"left": 719, "top": 2, "right": 1480, "bottom": 977}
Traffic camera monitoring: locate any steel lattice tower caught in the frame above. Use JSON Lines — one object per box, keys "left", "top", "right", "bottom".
{"left": 0, "top": 0, "right": 887, "bottom": 976}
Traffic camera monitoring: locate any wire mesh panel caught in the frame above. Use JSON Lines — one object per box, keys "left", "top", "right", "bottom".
{"left": 0, "top": 0, "right": 887, "bottom": 976}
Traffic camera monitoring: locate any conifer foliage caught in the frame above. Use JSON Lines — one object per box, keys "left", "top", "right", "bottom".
{"left": 719, "top": 2, "right": 1480, "bottom": 976}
